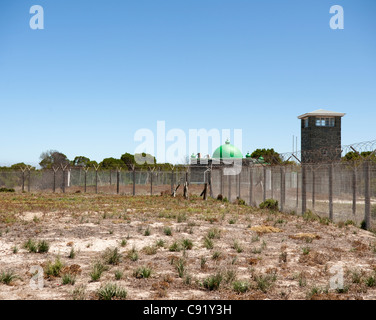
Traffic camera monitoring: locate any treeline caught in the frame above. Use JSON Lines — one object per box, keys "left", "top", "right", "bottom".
{"left": 0, "top": 150, "right": 179, "bottom": 171}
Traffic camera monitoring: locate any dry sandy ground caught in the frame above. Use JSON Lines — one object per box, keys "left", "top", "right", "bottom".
{"left": 1, "top": 193, "right": 376, "bottom": 300}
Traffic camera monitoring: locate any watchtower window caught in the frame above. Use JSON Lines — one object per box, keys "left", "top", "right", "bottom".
{"left": 315, "top": 117, "right": 334, "bottom": 127}
{"left": 304, "top": 118, "right": 309, "bottom": 128}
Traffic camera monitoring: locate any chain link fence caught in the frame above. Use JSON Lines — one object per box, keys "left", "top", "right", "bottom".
{"left": 1, "top": 140, "right": 375, "bottom": 229}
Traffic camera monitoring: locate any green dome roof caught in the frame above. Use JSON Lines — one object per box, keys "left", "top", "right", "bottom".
{"left": 212, "top": 140, "right": 243, "bottom": 159}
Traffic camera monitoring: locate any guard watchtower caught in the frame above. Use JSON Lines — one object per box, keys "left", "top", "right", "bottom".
{"left": 298, "top": 109, "right": 345, "bottom": 163}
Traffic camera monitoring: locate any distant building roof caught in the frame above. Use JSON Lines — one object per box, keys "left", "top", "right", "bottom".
{"left": 212, "top": 139, "right": 243, "bottom": 159}
{"left": 298, "top": 109, "right": 346, "bottom": 119}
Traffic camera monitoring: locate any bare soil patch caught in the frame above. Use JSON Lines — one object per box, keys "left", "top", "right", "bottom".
{"left": 1, "top": 193, "right": 376, "bottom": 300}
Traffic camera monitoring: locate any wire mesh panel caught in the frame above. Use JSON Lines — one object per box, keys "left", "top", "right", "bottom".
{"left": 239, "top": 167, "right": 248, "bottom": 203}
{"left": 271, "top": 166, "right": 281, "bottom": 205}
{"left": 332, "top": 163, "right": 356, "bottom": 223}
{"left": 252, "top": 166, "right": 264, "bottom": 207}
{"left": 310, "top": 164, "right": 330, "bottom": 218}
{"left": 284, "top": 165, "right": 301, "bottom": 213}
{"left": 0, "top": 171, "right": 22, "bottom": 191}
{"left": 211, "top": 168, "right": 222, "bottom": 199}
{"left": 371, "top": 163, "right": 376, "bottom": 229}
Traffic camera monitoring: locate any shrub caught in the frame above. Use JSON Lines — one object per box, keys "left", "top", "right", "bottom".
{"left": 203, "top": 273, "right": 223, "bottom": 291}
{"left": 102, "top": 247, "right": 122, "bottom": 265}
{"left": 68, "top": 247, "right": 76, "bottom": 259}
{"left": 233, "top": 281, "right": 250, "bottom": 293}
{"left": 169, "top": 241, "right": 181, "bottom": 252}
{"left": 134, "top": 266, "right": 152, "bottom": 279}
{"left": 44, "top": 257, "right": 64, "bottom": 278}
{"left": 232, "top": 240, "right": 243, "bottom": 253}
{"left": 204, "top": 235, "right": 214, "bottom": 248}
{"left": 23, "top": 239, "right": 38, "bottom": 253}
{"left": 0, "top": 188, "right": 15, "bottom": 193}
{"left": 89, "top": 261, "right": 108, "bottom": 282}
{"left": 143, "top": 245, "right": 158, "bottom": 255}
{"left": 181, "top": 239, "right": 193, "bottom": 250}
{"left": 175, "top": 258, "right": 186, "bottom": 278}
{"left": 24, "top": 239, "right": 49, "bottom": 254}
{"left": 114, "top": 269, "right": 123, "bottom": 280}
{"left": 207, "top": 228, "right": 221, "bottom": 239}
{"left": 37, "top": 240, "right": 49, "bottom": 253}
{"left": 144, "top": 227, "right": 151, "bottom": 236}
{"left": 259, "top": 199, "right": 279, "bottom": 211}
{"left": 254, "top": 273, "right": 277, "bottom": 293}
{"left": 212, "top": 251, "right": 222, "bottom": 260}
{"left": 0, "top": 270, "right": 18, "bottom": 285}
{"left": 365, "top": 275, "right": 376, "bottom": 287}
{"left": 97, "top": 283, "right": 127, "bottom": 300}
{"left": 302, "top": 210, "right": 320, "bottom": 222}
{"left": 72, "top": 285, "right": 86, "bottom": 300}
{"left": 164, "top": 227, "right": 172, "bottom": 236}
{"left": 127, "top": 246, "right": 139, "bottom": 261}
{"left": 236, "top": 198, "right": 247, "bottom": 206}
{"left": 62, "top": 273, "right": 76, "bottom": 285}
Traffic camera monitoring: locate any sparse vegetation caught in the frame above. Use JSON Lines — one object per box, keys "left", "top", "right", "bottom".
{"left": 97, "top": 283, "right": 127, "bottom": 300}
{"left": 203, "top": 272, "right": 223, "bottom": 291}
{"left": 1, "top": 193, "right": 376, "bottom": 300}
{"left": 0, "top": 270, "right": 18, "bottom": 285}
{"left": 44, "top": 257, "right": 64, "bottom": 278}
{"left": 102, "top": 247, "right": 122, "bottom": 265}
{"left": 134, "top": 266, "right": 152, "bottom": 279}
{"left": 233, "top": 280, "right": 250, "bottom": 293}
{"left": 259, "top": 199, "right": 279, "bottom": 211}
{"left": 89, "top": 261, "right": 108, "bottom": 282}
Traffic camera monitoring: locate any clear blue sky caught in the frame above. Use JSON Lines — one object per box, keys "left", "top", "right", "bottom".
{"left": 1, "top": 0, "right": 375, "bottom": 166}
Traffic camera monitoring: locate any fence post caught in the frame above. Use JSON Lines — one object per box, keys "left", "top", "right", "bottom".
{"left": 62, "top": 168, "right": 66, "bottom": 193}
{"left": 271, "top": 167, "right": 274, "bottom": 199}
{"left": 132, "top": 166, "right": 136, "bottom": 196}
{"left": 21, "top": 168, "right": 25, "bottom": 192}
{"left": 170, "top": 167, "right": 174, "bottom": 195}
{"left": 228, "top": 175, "right": 231, "bottom": 202}
{"left": 236, "top": 173, "right": 240, "bottom": 199}
{"left": 53, "top": 167, "right": 57, "bottom": 193}
{"left": 312, "top": 166, "right": 315, "bottom": 210}
{"left": 263, "top": 166, "right": 266, "bottom": 202}
{"left": 209, "top": 168, "right": 213, "bottom": 198}
{"left": 220, "top": 168, "right": 224, "bottom": 196}
{"left": 352, "top": 167, "right": 357, "bottom": 216}
{"left": 301, "top": 164, "right": 307, "bottom": 215}
{"left": 95, "top": 166, "right": 99, "bottom": 194}
{"left": 150, "top": 167, "right": 155, "bottom": 196}
{"left": 117, "top": 168, "right": 120, "bottom": 194}
{"left": 296, "top": 170, "right": 299, "bottom": 210}
{"left": 280, "top": 167, "right": 285, "bottom": 212}
{"left": 109, "top": 170, "right": 112, "bottom": 186}
{"left": 27, "top": 168, "right": 31, "bottom": 192}
{"left": 84, "top": 168, "right": 88, "bottom": 193}
{"left": 364, "top": 161, "right": 371, "bottom": 230}
{"left": 249, "top": 166, "right": 253, "bottom": 206}
{"left": 329, "top": 163, "right": 334, "bottom": 220}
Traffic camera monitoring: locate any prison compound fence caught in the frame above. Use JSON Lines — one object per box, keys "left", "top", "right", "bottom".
{"left": 1, "top": 140, "right": 375, "bottom": 230}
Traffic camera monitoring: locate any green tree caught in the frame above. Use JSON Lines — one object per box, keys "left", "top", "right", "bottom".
{"left": 100, "top": 157, "right": 125, "bottom": 169}
{"left": 343, "top": 151, "right": 376, "bottom": 162}
{"left": 39, "top": 150, "right": 70, "bottom": 169}
{"left": 71, "top": 156, "right": 90, "bottom": 167}
{"left": 86, "top": 160, "right": 99, "bottom": 168}
{"left": 120, "top": 153, "right": 136, "bottom": 170}
{"left": 250, "top": 148, "right": 282, "bottom": 164}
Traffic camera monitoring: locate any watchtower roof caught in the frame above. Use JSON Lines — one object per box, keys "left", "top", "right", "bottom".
{"left": 298, "top": 109, "right": 346, "bottom": 119}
